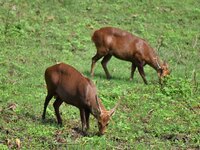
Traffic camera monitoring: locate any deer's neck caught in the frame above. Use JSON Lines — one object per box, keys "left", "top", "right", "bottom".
{"left": 148, "top": 53, "right": 162, "bottom": 72}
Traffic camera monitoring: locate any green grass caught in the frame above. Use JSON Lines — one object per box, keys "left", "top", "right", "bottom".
{"left": 0, "top": 0, "right": 200, "bottom": 149}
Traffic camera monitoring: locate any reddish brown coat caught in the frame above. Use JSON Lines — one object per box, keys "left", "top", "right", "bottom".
{"left": 42, "top": 63, "right": 118, "bottom": 135}
{"left": 90, "top": 27, "right": 170, "bottom": 84}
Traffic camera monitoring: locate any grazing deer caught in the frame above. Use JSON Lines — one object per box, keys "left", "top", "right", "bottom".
{"left": 42, "top": 63, "right": 119, "bottom": 135}
{"left": 90, "top": 27, "right": 170, "bottom": 84}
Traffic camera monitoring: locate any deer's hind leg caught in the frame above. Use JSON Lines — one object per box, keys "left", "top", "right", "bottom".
{"left": 101, "top": 54, "right": 112, "bottom": 79}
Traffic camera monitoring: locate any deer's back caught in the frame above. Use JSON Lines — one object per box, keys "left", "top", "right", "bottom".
{"left": 45, "top": 63, "right": 97, "bottom": 108}
{"left": 92, "top": 27, "right": 155, "bottom": 62}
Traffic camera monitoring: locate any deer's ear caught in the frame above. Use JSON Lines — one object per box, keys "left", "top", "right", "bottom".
{"left": 163, "top": 61, "right": 169, "bottom": 68}
{"left": 108, "top": 98, "right": 121, "bottom": 117}
{"left": 108, "top": 108, "right": 116, "bottom": 117}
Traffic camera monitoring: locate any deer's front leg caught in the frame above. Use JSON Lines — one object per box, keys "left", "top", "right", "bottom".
{"left": 80, "top": 109, "right": 87, "bottom": 132}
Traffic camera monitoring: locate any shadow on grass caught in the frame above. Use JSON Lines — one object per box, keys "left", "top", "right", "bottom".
{"left": 23, "top": 111, "right": 60, "bottom": 127}
{"left": 83, "top": 70, "right": 131, "bottom": 82}
{"left": 24, "top": 111, "right": 99, "bottom": 136}
{"left": 83, "top": 69, "right": 166, "bottom": 85}
{"left": 72, "top": 127, "right": 99, "bottom": 137}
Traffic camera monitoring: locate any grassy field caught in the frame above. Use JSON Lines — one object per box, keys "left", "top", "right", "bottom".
{"left": 0, "top": 0, "right": 200, "bottom": 149}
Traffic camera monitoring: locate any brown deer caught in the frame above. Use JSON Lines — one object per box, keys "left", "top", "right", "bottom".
{"left": 42, "top": 63, "right": 119, "bottom": 135}
{"left": 90, "top": 27, "right": 170, "bottom": 84}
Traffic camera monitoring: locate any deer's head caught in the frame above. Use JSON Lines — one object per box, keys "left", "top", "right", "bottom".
{"left": 155, "top": 58, "right": 170, "bottom": 78}
{"left": 94, "top": 97, "right": 119, "bottom": 135}
{"left": 158, "top": 61, "right": 170, "bottom": 78}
